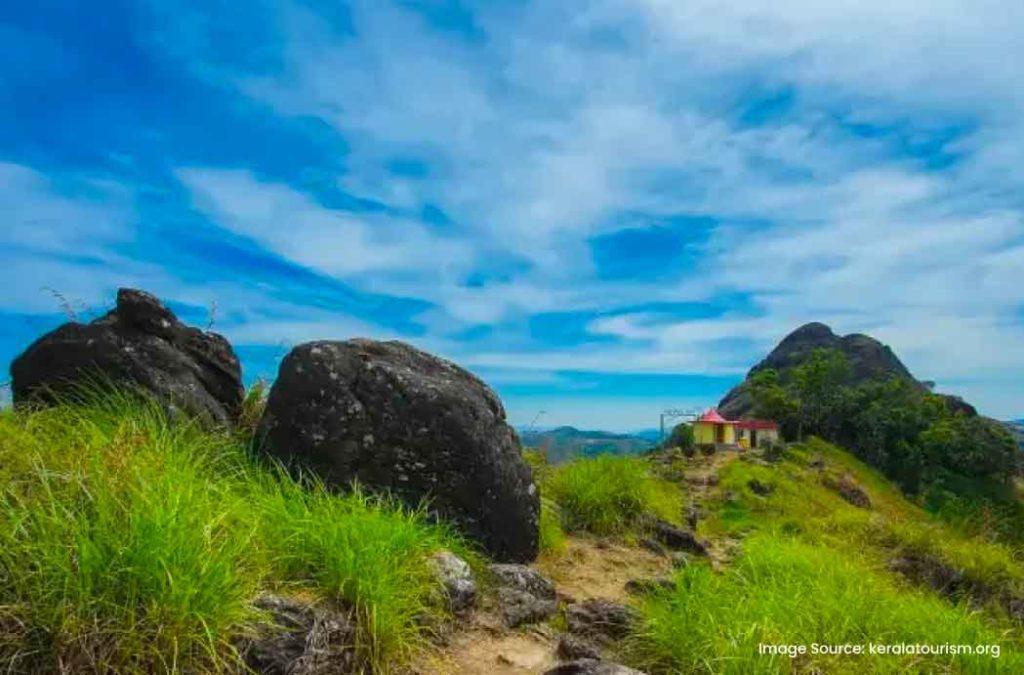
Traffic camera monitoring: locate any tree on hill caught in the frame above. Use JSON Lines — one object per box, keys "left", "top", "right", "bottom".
{"left": 748, "top": 348, "right": 1017, "bottom": 495}
{"left": 664, "top": 421, "right": 695, "bottom": 455}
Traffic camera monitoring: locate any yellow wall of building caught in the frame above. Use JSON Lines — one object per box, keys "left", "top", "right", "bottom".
{"left": 693, "top": 422, "right": 735, "bottom": 445}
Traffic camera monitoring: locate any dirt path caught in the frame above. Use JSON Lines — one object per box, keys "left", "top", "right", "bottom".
{"left": 417, "top": 450, "right": 742, "bottom": 674}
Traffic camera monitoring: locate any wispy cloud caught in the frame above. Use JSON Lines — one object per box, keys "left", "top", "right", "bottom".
{"left": 2, "top": 0, "right": 1022, "bottom": 422}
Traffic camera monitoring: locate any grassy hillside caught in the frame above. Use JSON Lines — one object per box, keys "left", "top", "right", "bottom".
{"left": 0, "top": 391, "right": 474, "bottom": 674}
{"left": 621, "top": 439, "right": 1024, "bottom": 673}
{"left": 4, "top": 389, "right": 1024, "bottom": 674}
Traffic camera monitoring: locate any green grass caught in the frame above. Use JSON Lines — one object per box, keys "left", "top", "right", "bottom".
{"left": 537, "top": 496, "right": 568, "bottom": 556}
{"left": 0, "top": 390, "right": 470, "bottom": 673}
{"left": 544, "top": 454, "right": 683, "bottom": 535}
{"left": 626, "top": 535, "right": 1023, "bottom": 674}
{"left": 625, "top": 438, "right": 1024, "bottom": 673}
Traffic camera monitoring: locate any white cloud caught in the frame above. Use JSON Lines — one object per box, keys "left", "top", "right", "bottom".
{"left": 176, "top": 167, "right": 474, "bottom": 281}
{"left": 150, "top": 0, "right": 1024, "bottom": 415}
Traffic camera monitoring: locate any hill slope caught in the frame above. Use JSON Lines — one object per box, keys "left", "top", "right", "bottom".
{"left": 3, "top": 394, "right": 1024, "bottom": 673}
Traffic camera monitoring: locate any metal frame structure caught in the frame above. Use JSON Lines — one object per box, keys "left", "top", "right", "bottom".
{"left": 659, "top": 407, "right": 703, "bottom": 442}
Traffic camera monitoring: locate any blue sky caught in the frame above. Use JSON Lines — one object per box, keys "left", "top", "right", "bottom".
{"left": 2, "top": 0, "right": 1023, "bottom": 430}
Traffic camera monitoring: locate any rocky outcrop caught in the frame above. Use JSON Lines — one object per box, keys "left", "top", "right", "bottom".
{"left": 11, "top": 288, "right": 243, "bottom": 424}
{"left": 240, "top": 595, "right": 355, "bottom": 674}
{"left": 256, "top": 339, "right": 540, "bottom": 562}
{"left": 718, "top": 322, "right": 921, "bottom": 419}
{"left": 490, "top": 563, "right": 558, "bottom": 627}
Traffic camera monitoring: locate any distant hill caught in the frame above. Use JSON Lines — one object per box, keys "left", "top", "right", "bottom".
{"left": 719, "top": 322, "right": 975, "bottom": 418}
{"left": 518, "top": 426, "right": 654, "bottom": 463}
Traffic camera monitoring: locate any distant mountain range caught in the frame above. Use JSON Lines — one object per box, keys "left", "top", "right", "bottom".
{"left": 518, "top": 426, "right": 655, "bottom": 463}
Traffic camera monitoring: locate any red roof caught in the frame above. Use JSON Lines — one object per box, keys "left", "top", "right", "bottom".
{"left": 734, "top": 419, "right": 779, "bottom": 430}
{"left": 696, "top": 408, "right": 729, "bottom": 424}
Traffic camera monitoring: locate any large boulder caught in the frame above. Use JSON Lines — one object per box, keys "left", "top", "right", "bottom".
{"left": 10, "top": 288, "right": 243, "bottom": 424}
{"left": 256, "top": 339, "right": 540, "bottom": 562}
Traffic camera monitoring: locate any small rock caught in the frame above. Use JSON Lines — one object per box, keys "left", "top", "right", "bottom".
{"left": 430, "top": 550, "right": 476, "bottom": 613}
{"left": 646, "top": 518, "right": 709, "bottom": 556}
{"left": 240, "top": 595, "right": 356, "bottom": 675}
{"left": 888, "top": 553, "right": 965, "bottom": 597}
{"left": 544, "top": 659, "right": 647, "bottom": 675}
{"left": 639, "top": 537, "right": 668, "bottom": 557}
{"left": 565, "top": 599, "right": 638, "bottom": 642}
{"left": 557, "top": 634, "right": 602, "bottom": 661}
{"left": 625, "top": 577, "right": 675, "bottom": 595}
{"left": 835, "top": 475, "right": 871, "bottom": 509}
{"left": 747, "top": 479, "right": 774, "bottom": 496}
{"left": 490, "top": 564, "right": 558, "bottom": 627}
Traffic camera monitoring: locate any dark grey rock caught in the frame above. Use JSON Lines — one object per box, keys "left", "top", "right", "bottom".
{"left": 557, "top": 634, "right": 602, "bottom": 661}
{"left": 544, "top": 659, "right": 646, "bottom": 675}
{"left": 747, "top": 479, "right": 774, "bottom": 496}
{"left": 240, "top": 595, "right": 355, "bottom": 675}
{"left": 431, "top": 550, "right": 476, "bottom": 613}
{"left": 888, "top": 553, "right": 966, "bottom": 597}
{"left": 826, "top": 474, "right": 871, "bottom": 509}
{"left": 565, "top": 599, "right": 638, "bottom": 642}
{"left": 257, "top": 339, "right": 540, "bottom": 562}
{"left": 11, "top": 288, "right": 243, "bottom": 424}
{"left": 646, "top": 518, "right": 708, "bottom": 556}
{"left": 490, "top": 563, "right": 558, "bottom": 627}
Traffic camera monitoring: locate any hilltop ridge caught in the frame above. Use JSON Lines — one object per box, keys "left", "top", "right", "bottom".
{"left": 719, "top": 322, "right": 976, "bottom": 418}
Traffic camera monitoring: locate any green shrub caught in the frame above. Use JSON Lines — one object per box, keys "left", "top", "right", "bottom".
{"left": 0, "top": 391, "right": 468, "bottom": 673}
{"left": 545, "top": 455, "right": 683, "bottom": 535}
{"left": 666, "top": 422, "right": 694, "bottom": 453}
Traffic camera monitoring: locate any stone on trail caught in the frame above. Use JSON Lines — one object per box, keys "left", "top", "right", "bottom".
{"left": 490, "top": 563, "right": 558, "bottom": 627}
{"left": 564, "top": 599, "right": 638, "bottom": 642}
